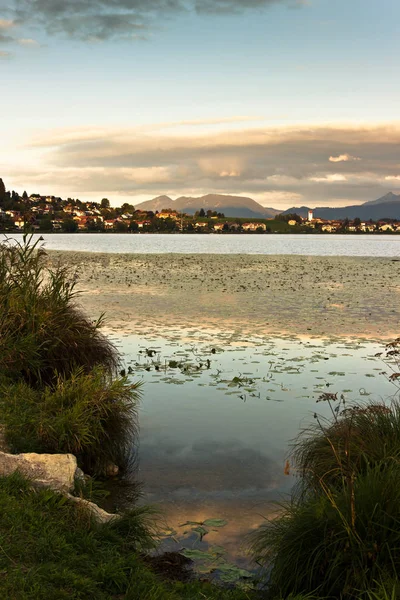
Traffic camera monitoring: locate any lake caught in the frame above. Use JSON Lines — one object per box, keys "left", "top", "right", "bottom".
{"left": 8, "top": 232, "right": 400, "bottom": 257}
{"left": 105, "top": 328, "right": 396, "bottom": 577}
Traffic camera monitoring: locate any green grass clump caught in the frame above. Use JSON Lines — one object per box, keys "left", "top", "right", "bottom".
{"left": 0, "top": 367, "right": 140, "bottom": 474}
{"left": 0, "top": 235, "right": 140, "bottom": 474}
{"left": 0, "top": 472, "right": 252, "bottom": 600}
{"left": 0, "top": 234, "right": 118, "bottom": 386}
{"left": 250, "top": 400, "right": 400, "bottom": 599}
{"left": 293, "top": 402, "right": 400, "bottom": 495}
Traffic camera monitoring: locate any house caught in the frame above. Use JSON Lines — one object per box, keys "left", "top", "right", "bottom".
{"left": 288, "top": 220, "right": 298, "bottom": 226}
{"left": 379, "top": 223, "right": 394, "bottom": 232}
{"left": 104, "top": 219, "right": 116, "bottom": 229}
{"left": 242, "top": 222, "right": 266, "bottom": 231}
{"left": 137, "top": 220, "right": 151, "bottom": 229}
{"left": 14, "top": 218, "right": 25, "bottom": 230}
{"left": 321, "top": 224, "right": 336, "bottom": 232}
{"left": 361, "top": 222, "right": 375, "bottom": 232}
{"left": 51, "top": 220, "right": 63, "bottom": 230}
{"left": 158, "top": 211, "right": 178, "bottom": 220}
{"left": 213, "top": 223, "right": 225, "bottom": 231}
{"left": 195, "top": 222, "right": 208, "bottom": 228}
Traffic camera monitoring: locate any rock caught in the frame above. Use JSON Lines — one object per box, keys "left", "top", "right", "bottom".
{"left": 105, "top": 462, "right": 119, "bottom": 477}
{"left": 66, "top": 494, "right": 120, "bottom": 524}
{"left": 0, "top": 451, "right": 77, "bottom": 493}
{"left": 74, "top": 467, "right": 86, "bottom": 484}
{"left": 0, "top": 451, "right": 120, "bottom": 524}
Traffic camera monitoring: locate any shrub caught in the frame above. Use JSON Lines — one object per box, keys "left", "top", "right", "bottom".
{"left": 0, "top": 235, "right": 141, "bottom": 475}
{"left": 0, "top": 367, "right": 141, "bottom": 474}
{"left": 292, "top": 400, "right": 400, "bottom": 496}
{"left": 250, "top": 400, "right": 400, "bottom": 599}
{"left": 0, "top": 234, "right": 118, "bottom": 386}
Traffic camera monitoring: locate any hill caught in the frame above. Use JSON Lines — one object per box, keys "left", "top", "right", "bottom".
{"left": 283, "top": 193, "right": 400, "bottom": 221}
{"left": 136, "top": 194, "right": 279, "bottom": 218}
{"left": 282, "top": 203, "right": 400, "bottom": 221}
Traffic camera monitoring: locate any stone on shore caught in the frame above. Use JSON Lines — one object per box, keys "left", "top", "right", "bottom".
{"left": 0, "top": 451, "right": 77, "bottom": 493}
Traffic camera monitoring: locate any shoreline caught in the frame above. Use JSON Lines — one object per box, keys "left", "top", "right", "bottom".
{"left": 46, "top": 251, "right": 400, "bottom": 340}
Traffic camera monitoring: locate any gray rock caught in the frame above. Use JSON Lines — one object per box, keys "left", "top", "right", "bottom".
{"left": 66, "top": 494, "right": 120, "bottom": 524}
{"left": 0, "top": 451, "right": 77, "bottom": 493}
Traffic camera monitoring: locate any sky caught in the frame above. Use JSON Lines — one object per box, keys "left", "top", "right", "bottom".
{"left": 1, "top": 0, "right": 400, "bottom": 209}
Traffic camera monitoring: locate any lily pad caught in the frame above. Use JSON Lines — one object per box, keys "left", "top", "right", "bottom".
{"left": 203, "top": 518, "right": 228, "bottom": 528}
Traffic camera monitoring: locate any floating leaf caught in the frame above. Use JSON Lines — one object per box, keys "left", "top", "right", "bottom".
{"left": 179, "top": 521, "right": 202, "bottom": 528}
{"left": 180, "top": 549, "right": 215, "bottom": 561}
{"left": 192, "top": 526, "right": 208, "bottom": 541}
{"left": 203, "top": 518, "right": 228, "bottom": 528}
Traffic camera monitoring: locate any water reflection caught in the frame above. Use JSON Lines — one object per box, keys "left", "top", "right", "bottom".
{"left": 111, "top": 331, "right": 394, "bottom": 569}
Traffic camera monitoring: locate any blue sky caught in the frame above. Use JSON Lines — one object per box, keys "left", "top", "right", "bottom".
{"left": 1, "top": 0, "right": 400, "bottom": 208}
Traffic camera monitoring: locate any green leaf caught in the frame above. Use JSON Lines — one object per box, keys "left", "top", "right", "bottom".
{"left": 203, "top": 518, "right": 228, "bottom": 528}
{"left": 180, "top": 549, "right": 216, "bottom": 561}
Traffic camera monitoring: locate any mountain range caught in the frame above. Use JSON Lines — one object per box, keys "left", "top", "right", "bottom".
{"left": 135, "top": 194, "right": 280, "bottom": 218}
{"left": 135, "top": 192, "right": 400, "bottom": 220}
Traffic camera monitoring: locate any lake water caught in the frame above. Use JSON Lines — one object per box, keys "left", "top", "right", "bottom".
{"left": 8, "top": 232, "right": 400, "bottom": 257}
{"left": 106, "top": 328, "right": 396, "bottom": 578}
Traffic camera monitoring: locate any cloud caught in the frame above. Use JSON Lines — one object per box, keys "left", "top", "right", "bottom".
{"left": 0, "top": 50, "right": 12, "bottom": 58}
{"left": 17, "top": 37, "right": 40, "bottom": 46}
{"left": 10, "top": 0, "right": 305, "bottom": 41}
{"left": 310, "top": 173, "right": 347, "bottom": 183}
{"left": 0, "top": 32, "right": 14, "bottom": 44}
{"left": 5, "top": 121, "right": 400, "bottom": 207}
{"left": 329, "top": 153, "right": 360, "bottom": 163}
{"left": 0, "top": 19, "right": 15, "bottom": 29}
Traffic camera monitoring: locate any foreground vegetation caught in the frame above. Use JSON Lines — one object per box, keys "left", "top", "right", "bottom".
{"left": 2, "top": 235, "right": 400, "bottom": 598}
{"left": 0, "top": 235, "right": 140, "bottom": 474}
{"left": 0, "top": 236, "right": 256, "bottom": 598}
{"left": 0, "top": 472, "right": 254, "bottom": 600}
{"left": 251, "top": 386, "right": 400, "bottom": 599}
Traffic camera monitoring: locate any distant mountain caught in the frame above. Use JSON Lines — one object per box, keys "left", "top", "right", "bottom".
{"left": 135, "top": 194, "right": 280, "bottom": 218}
{"left": 135, "top": 191, "right": 400, "bottom": 220}
{"left": 363, "top": 192, "right": 400, "bottom": 206}
{"left": 283, "top": 202, "right": 400, "bottom": 221}
{"left": 135, "top": 195, "right": 174, "bottom": 212}
{"left": 283, "top": 192, "right": 400, "bottom": 221}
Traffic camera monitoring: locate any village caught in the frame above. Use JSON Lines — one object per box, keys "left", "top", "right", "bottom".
{"left": 0, "top": 190, "right": 399, "bottom": 234}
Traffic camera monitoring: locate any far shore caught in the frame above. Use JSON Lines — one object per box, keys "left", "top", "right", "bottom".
{"left": 47, "top": 251, "right": 400, "bottom": 340}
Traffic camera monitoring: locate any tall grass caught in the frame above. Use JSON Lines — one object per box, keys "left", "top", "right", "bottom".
{"left": 0, "top": 235, "right": 140, "bottom": 474}
{"left": 250, "top": 399, "right": 400, "bottom": 599}
{"left": 0, "top": 471, "right": 254, "bottom": 599}
{"left": 0, "top": 367, "right": 141, "bottom": 474}
{"left": 0, "top": 234, "right": 118, "bottom": 386}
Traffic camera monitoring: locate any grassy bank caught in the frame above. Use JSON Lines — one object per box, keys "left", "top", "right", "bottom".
{"left": 0, "top": 234, "right": 140, "bottom": 474}
{"left": 2, "top": 235, "right": 400, "bottom": 599}
{"left": 0, "top": 472, "right": 254, "bottom": 600}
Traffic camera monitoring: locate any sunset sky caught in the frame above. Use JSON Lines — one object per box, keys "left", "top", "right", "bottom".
{"left": 1, "top": 0, "right": 399, "bottom": 208}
